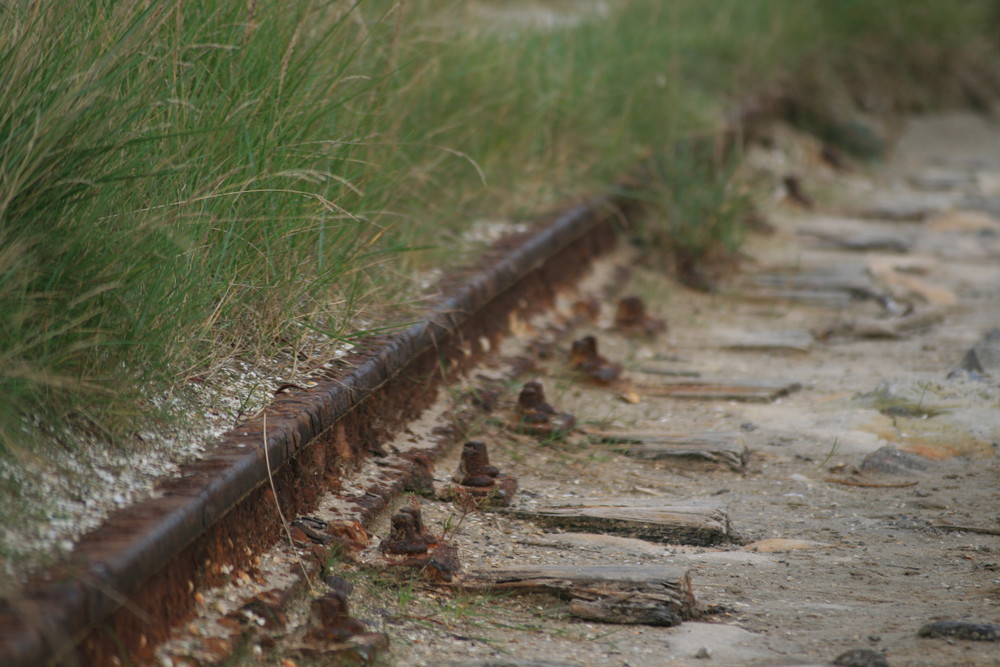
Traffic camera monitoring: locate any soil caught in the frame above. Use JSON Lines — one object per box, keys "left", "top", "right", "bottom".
{"left": 159, "top": 114, "right": 1000, "bottom": 667}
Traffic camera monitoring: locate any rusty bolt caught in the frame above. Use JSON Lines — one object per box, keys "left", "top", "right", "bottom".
{"left": 313, "top": 590, "right": 349, "bottom": 628}
{"left": 569, "top": 335, "right": 622, "bottom": 384}
{"left": 308, "top": 589, "right": 369, "bottom": 642}
{"left": 614, "top": 296, "right": 666, "bottom": 336}
{"left": 381, "top": 510, "right": 429, "bottom": 555}
{"left": 444, "top": 441, "right": 517, "bottom": 507}
{"left": 454, "top": 441, "right": 499, "bottom": 487}
{"left": 397, "top": 506, "right": 433, "bottom": 546}
{"left": 571, "top": 297, "right": 600, "bottom": 322}
{"left": 569, "top": 335, "right": 599, "bottom": 366}
{"left": 516, "top": 381, "right": 576, "bottom": 436}
{"left": 615, "top": 296, "right": 646, "bottom": 327}
{"left": 518, "top": 381, "right": 554, "bottom": 413}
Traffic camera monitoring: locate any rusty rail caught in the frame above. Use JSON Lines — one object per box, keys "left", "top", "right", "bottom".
{"left": 0, "top": 193, "right": 637, "bottom": 666}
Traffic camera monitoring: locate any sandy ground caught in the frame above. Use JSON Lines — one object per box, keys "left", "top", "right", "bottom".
{"left": 342, "top": 114, "right": 1000, "bottom": 667}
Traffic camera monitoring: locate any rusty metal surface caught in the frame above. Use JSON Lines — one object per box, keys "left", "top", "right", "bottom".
{"left": 0, "top": 194, "right": 633, "bottom": 666}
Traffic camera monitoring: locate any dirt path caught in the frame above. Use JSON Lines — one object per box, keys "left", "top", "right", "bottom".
{"left": 158, "top": 114, "right": 1000, "bottom": 667}
{"left": 364, "top": 115, "right": 1000, "bottom": 667}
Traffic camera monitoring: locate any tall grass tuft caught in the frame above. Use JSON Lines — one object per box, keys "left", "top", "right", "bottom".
{"left": 0, "top": 1, "right": 393, "bottom": 456}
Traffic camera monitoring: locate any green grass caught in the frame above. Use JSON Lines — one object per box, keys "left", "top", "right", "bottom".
{"left": 0, "top": 1, "right": 394, "bottom": 456}
{"left": 1, "top": 0, "right": 999, "bottom": 463}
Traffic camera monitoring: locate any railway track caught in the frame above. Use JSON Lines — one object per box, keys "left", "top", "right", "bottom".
{"left": 0, "top": 186, "right": 641, "bottom": 665}
{"left": 7, "top": 112, "right": 1000, "bottom": 667}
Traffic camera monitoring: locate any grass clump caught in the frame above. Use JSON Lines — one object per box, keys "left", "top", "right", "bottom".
{"left": 0, "top": 1, "right": 393, "bottom": 456}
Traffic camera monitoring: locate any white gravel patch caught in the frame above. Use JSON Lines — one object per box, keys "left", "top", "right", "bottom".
{"left": 0, "top": 339, "right": 354, "bottom": 583}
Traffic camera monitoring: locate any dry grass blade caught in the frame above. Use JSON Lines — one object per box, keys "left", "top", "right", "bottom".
{"left": 262, "top": 413, "right": 317, "bottom": 594}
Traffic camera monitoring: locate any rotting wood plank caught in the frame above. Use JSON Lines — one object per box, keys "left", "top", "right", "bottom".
{"left": 714, "top": 330, "right": 815, "bottom": 353}
{"left": 751, "top": 267, "right": 873, "bottom": 293}
{"left": 930, "top": 522, "right": 1000, "bottom": 536}
{"left": 796, "top": 217, "right": 916, "bottom": 253}
{"left": 456, "top": 565, "right": 696, "bottom": 626}
{"left": 738, "top": 288, "right": 856, "bottom": 309}
{"left": 589, "top": 431, "right": 748, "bottom": 471}
{"left": 636, "top": 365, "right": 701, "bottom": 378}
{"left": 509, "top": 498, "right": 733, "bottom": 546}
{"left": 802, "top": 231, "right": 912, "bottom": 253}
{"left": 817, "top": 307, "right": 947, "bottom": 340}
{"left": 738, "top": 266, "right": 878, "bottom": 308}
{"left": 635, "top": 379, "right": 801, "bottom": 402}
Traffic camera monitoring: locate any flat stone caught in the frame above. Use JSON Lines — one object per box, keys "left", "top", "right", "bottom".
{"left": 956, "top": 193, "right": 1000, "bottom": 219}
{"left": 920, "top": 227, "right": 1000, "bottom": 261}
{"left": 856, "top": 391, "right": 995, "bottom": 460}
{"left": 636, "top": 364, "right": 702, "bottom": 378}
{"left": 893, "top": 113, "right": 1000, "bottom": 169}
